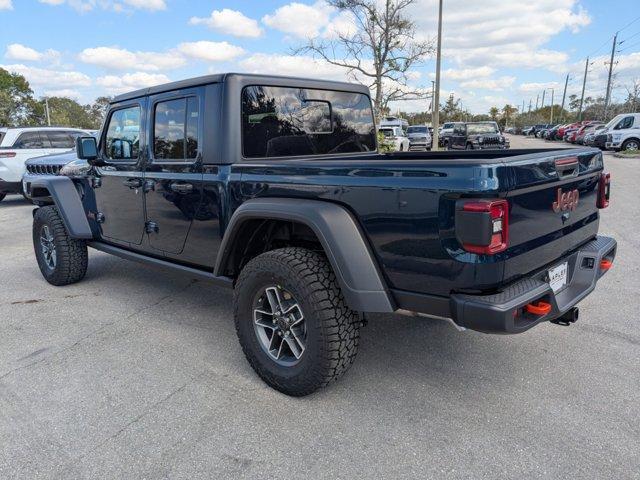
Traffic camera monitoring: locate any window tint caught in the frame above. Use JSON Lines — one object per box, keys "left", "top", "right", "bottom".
{"left": 46, "top": 131, "right": 76, "bottom": 149}
{"left": 154, "top": 97, "right": 199, "bottom": 161}
{"left": 14, "top": 132, "right": 48, "bottom": 149}
{"left": 105, "top": 106, "right": 141, "bottom": 160}
{"left": 241, "top": 85, "right": 375, "bottom": 158}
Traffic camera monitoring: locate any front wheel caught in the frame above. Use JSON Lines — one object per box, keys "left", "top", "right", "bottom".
{"left": 33, "top": 206, "right": 88, "bottom": 286}
{"left": 621, "top": 139, "right": 640, "bottom": 151}
{"left": 234, "top": 247, "right": 360, "bottom": 396}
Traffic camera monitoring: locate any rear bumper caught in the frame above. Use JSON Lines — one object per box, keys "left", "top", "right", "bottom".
{"left": 450, "top": 236, "right": 616, "bottom": 333}
{"left": 393, "top": 236, "right": 616, "bottom": 334}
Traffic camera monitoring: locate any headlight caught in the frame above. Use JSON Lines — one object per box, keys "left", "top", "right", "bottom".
{"left": 60, "top": 160, "right": 91, "bottom": 177}
{"left": 478, "top": 137, "right": 484, "bottom": 143}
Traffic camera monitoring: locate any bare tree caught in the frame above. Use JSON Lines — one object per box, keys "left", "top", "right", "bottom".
{"left": 295, "top": 0, "right": 434, "bottom": 114}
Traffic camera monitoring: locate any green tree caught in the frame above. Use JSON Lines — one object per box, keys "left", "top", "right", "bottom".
{"left": 0, "top": 67, "right": 36, "bottom": 126}
{"left": 489, "top": 107, "right": 499, "bottom": 121}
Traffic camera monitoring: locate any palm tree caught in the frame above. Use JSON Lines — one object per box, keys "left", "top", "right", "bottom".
{"left": 501, "top": 104, "right": 518, "bottom": 127}
{"left": 489, "top": 107, "right": 499, "bottom": 121}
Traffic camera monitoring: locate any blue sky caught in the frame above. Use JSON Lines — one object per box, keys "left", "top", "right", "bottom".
{"left": 0, "top": 0, "right": 639, "bottom": 114}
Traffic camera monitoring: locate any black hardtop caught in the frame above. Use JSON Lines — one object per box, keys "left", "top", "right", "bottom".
{"left": 112, "top": 72, "right": 372, "bottom": 104}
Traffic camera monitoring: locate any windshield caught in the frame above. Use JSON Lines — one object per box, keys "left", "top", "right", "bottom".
{"left": 407, "top": 126, "right": 427, "bottom": 134}
{"left": 467, "top": 123, "right": 498, "bottom": 135}
{"left": 379, "top": 128, "right": 395, "bottom": 137}
{"left": 604, "top": 115, "right": 623, "bottom": 130}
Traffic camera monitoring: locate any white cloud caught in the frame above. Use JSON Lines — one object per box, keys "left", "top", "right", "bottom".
{"left": 412, "top": 0, "right": 590, "bottom": 72}
{"left": 460, "top": 76, "right": 516, "bottom": 91}
{"left": 96, "top": 72, "right": 170, "bottom": 94}
{"left": 44, "top": 88, "right": 81, "bottom": 99}
{"left": 0, "top": 0, "right": 13, "bottom": 10}
{"left": 177, "top": 41, "right": 245, "bottom": 62}
{"left": 38, "top": 0, "right": 166, "bottom": 13}
{"left": 239, "top": 53, "right": 350, "bottom": 80}
{"left": 441, "top": 67, "right": 496, "bottom": 81}
{"left": 5, "top": 44, "right": 44, "bottom": 61}
{"left": 262, "top": 1, "right": 334, "bottom": 38}
{"left": 79, "top": 46, "right": 186, "bottom": 71}
{"left": 518, "top": 81, "right": 562, "bottom": 93}
{"left": 189, "top": 9, "right": 262, "bottom": 38}
{"left": 0, "top": 64, "right": 91, "bottom": 88}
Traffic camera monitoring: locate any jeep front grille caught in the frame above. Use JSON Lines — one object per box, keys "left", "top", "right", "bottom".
{"left": 27, "top": 164, "right": 62, "bottom": 175}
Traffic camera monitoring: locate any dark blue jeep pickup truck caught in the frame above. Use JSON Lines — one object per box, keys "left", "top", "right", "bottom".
{"left": 23, "top": 73, "right": 615, "bottom": 396}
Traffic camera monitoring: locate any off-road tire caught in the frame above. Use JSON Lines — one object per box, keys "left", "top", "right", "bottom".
{"left": 33, "top": 206, "right": 88, "bottom": 286}
{"left": 234, "top": 247, "right": 360, "bottom": 396}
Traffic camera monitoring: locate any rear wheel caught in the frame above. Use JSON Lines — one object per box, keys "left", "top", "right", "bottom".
{"left": 234, "top": 247, "right": 360, "bottom": 396}
{"left": 33, "top": 206, "right": 88, "bottom": 286}
{"left": 621, "top": 138, "right": 640, "bottom": 151}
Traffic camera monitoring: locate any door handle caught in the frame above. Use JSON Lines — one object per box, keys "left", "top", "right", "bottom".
{"left": 170, "top": 182, "right": 194, "bottom": 194}
{"left": 123, "top": 178, "right": 143, "bottom": 189}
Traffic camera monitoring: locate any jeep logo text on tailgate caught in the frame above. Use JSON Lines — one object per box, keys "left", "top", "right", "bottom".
{"left": 553, "top": 188, "right": 579, "bottom": 213}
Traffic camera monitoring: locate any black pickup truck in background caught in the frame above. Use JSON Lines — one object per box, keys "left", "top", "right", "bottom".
{"left": 23, "top": 73, "right": 615, "bottom": 396}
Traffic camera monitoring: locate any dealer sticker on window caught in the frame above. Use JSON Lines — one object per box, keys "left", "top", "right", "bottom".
{"left": 548, "top": 262, "right": 568, "bottom": 293}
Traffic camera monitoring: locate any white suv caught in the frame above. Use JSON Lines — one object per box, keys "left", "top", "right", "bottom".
{"left": 378, "top": 126, "right": 410, "bottom": 151}
{"left": 604, "top": 113, "right": 640, "bottom": 151}
{"left": 0, "top": 127, "right": 89, "bottom": 201}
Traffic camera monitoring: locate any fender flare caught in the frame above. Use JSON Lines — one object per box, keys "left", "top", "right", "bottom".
{"left": 215, "top": 198, "right": 395, "bottom": 313}
{"left": 26, "top": 175, "right": 92, "bottom": 239}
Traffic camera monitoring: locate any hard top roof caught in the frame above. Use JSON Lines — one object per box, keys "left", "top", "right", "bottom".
{"left": 113, "top": 72, "right": 371, "bottom": 103}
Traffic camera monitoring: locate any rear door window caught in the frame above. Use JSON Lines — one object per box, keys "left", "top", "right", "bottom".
{"left": 13, "top": 132, "right": 47, "bottom": 149}
{"left": 46, "top": 131, "right": 76, "bottom": 149}
{"left": 241, "top": 85, "right": 376, "bottom": 158}
{"left": 153, "top": 97, "right": 199, "bottom": 161}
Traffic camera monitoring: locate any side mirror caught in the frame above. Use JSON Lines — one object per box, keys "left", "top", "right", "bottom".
{"left": 76, "top": 136, "right": 99, "bottom": 163}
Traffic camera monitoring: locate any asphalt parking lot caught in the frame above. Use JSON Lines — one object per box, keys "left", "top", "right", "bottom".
{"left": 1, "top": 137, "right": 639, "bottom": 479}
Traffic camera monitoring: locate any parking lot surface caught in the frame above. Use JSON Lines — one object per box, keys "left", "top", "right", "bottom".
{"left": 1, "top": 136, "right": 639, "bottom": 479}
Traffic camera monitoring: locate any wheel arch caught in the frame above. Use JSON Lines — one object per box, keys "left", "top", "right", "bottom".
{"left": 26, "top": 175, "right": 92, "bottom": 239}
{"left": 215, "top": 198, "right": 395, "bottom": 313}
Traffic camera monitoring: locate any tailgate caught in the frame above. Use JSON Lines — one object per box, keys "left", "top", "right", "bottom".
{"left": 502, "top": 149, "right": 604, "bottom": 283}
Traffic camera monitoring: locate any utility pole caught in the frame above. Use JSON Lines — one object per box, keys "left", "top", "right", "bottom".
{"left": 528, "top": 99, "right": 532, "bottom": 114}
{"left": 560, "top": 73, "right": 569, "bottom": 121}
{"left": 549, "top": 88, "right": 555, "bottom": 124}
{"left": 431, "top": 0, "right": 443, "bottom": 151}
{"left": 535, "top": 94, "right": 539, "bottom": 110}
{"left": 430, "top": 80, "right": 435, "bottom": 113}
{"left": 541, "top": 90, "right": 546, "bottom": 110}
{"left": 578, "top": 57, "right": 589, "bottom": 121}
{"left": 603, "top": 32, "right": 618, "bottom": 120}
{"left": 45, "top": 97, "right": 51, "bottom": 126}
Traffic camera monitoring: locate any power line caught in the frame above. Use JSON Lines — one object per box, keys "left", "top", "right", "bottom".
{"left": 617, "top": 15, "right": 640, "bottom": 34}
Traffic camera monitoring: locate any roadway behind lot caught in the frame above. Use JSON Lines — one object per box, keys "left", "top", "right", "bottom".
{"left": 1, "top": 136, "right": 638, "bottom": 479}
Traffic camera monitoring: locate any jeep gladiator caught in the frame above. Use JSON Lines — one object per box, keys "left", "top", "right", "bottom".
{"left": 24, "top": 73, "right": 616, "bottom": 396}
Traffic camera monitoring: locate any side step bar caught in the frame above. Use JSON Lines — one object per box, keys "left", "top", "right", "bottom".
{"left": 88, "top": 241, "right": 233, "bottom": 288}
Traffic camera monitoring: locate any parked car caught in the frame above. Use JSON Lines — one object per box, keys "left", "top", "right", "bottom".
{"left": 406, "top": 125, "right": 432, "bottom": 151}
{"left": 582, "top": 125, "right": 606, "bottom": 146}
{"left": 439, "top": 122, "right": 456, "bottom": 146}
{"left": 576, "top": 123, "right": 604, "bottom": 145}
{"left": 379, "top": 116, "right": 409, "bottom": 133}
{"left": 447, "top": 121, "right": 510, "bottom": 150}
{"left": 25, "top": 73, "right": 615, "bottom": 396}
{"left": 378, "top": 126, "right": 410, "bottom": 151}
{"left": 0, "top": 127, "right": 89, "bottom": 202}
{"left": 605, "top": 113, "right": 640, "bottom": 151}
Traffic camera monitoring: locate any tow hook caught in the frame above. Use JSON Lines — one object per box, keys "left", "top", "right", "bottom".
{"left": 550, "top": 307, "right": 579, "bottom": 326}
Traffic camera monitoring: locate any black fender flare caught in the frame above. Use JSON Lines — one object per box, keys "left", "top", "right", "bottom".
{"left": 26, "top": 175, "right": 92, "bottom": 239}
{"left": 214, "top": 198, "right": 395, "bottom": 313}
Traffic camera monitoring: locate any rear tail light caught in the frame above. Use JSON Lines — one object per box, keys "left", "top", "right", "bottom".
{"left": 597, "top": 172, "right": 610, "bottom": 209}
{"left": 458, "top": 199, "right": 509, "bottom": 255}
{"left": 0, "top": 151, "right": 16, "bottom": 158}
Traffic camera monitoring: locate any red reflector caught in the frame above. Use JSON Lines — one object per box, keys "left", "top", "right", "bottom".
{"left": 525, "top": 301, "right": 552, "bottom": 316}
{"left": 0, "top": 151, "right": 17, "bottom": 158}
{"left": 461, "top": 199, "right": 509, "bottom": 255}
{"left": 600, "top": 259, "right": 613, "bottom": 270}
{"left": 597, "top": 172, "right": 610, "bottom": 209}
{"left": 555, "top": 156, "right": 578, "bottom": 167}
